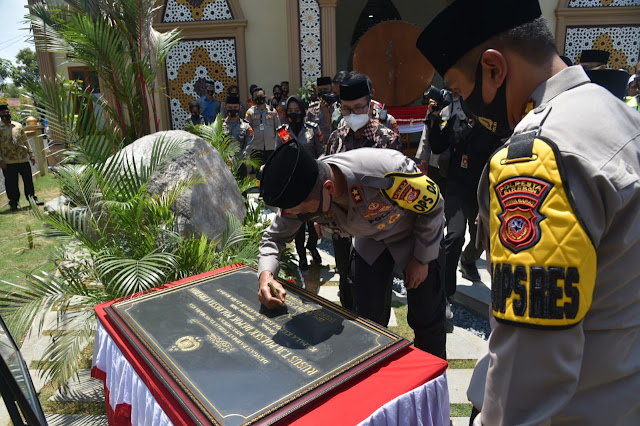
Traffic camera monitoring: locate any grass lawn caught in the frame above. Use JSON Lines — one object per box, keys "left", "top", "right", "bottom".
{"left": 0, "top": 175, "right": 61, "bottom": 291}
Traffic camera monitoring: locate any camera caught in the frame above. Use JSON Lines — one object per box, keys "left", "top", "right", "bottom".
{"left": 425, "top": 85, "right": 452, "bottom": 111}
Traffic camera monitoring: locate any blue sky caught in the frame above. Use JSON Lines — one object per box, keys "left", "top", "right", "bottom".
{"left": 0, "top": 0, "right": 33, "bottom": 65}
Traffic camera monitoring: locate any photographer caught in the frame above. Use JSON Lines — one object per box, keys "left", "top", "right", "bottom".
{"left": 426, "top": 89, "right": 501, "bottom": 315}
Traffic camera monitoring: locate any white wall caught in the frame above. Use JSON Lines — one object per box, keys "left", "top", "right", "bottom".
{"left": 239, "top": 0, "right": 290, "bottom": 97}
{"left": 540, "top": 0, "right": 560, "bottom": 37}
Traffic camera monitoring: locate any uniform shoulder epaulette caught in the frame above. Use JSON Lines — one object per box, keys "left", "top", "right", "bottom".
{"left": 305, "top": 121, "right": 318, "bottom": 128}
{"left": 242, "top": 118, "right": 251, "bottom": 125}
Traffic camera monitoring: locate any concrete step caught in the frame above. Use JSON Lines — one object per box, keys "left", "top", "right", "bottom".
{"left": 452, "top": 233, "right": 491, "bottom": 319}
{"left": 447, "top": 369, "right": 474, "bottom": 404}
{"left": 447, "top": 327, "right": 486, "bottom": 360}
{"left": 45, "top": 414, "right": 108, "bottom": 425}
{"left": 451, "top": 417, "right": 471, "bottom": 426}
{"left": 49, "top": 370, "right": 104, "bottom": 403}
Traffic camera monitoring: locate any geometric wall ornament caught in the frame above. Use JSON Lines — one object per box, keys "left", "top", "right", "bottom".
{"left": 568, "top": 0, "right": 640, "bottom": 7}
{"left": 163, "top": 0, "right": 233, "bottom": 23}
{"left": 298, "top": 0, "right": 322, "bottom": 85}
{"left": 564, "top": 26, "right": 640, "bottom": 72}
{"left": 165, "top": 39, "right": 238, "bottom": 129}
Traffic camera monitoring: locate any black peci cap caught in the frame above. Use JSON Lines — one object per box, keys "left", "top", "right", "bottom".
{"left": 416, "top": 0, "right": 542, "bottom": 77}
{"left": 579, "top": 50, "right": 610, "bottom": 65}
{"left": 339, "top": 79, "right": 371, "bottom": 101}
{"left": 317, "top": 76, "right": 332, "bottom": 86}
{"left": 260, "top": 141, "right": 319, "bottom": 209}
{"left": 188, "top": 101, "right": 199, "bottom": 108}
{"left": 586, "top": 69, "right": 629, "bottom": 100}
{"left": 226, "top": 94, "right": 240, "bottom": 104}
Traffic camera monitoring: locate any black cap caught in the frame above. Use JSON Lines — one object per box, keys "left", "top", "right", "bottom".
{"left": 560, "top": 56, "right": 573, "bottom": 67}
{"left": 226, "top": 94, "right": 240, "bottom": 104}
{"left": 416, "top": 0, "right": 542, "bottom": 77}
{"left": 260, "top": 141, "right": 319, "bottom": 209}
{"left": 188, "top": 101, "right": 199, "bottom": 108}
{"left": 249, "top": 84, "right": 258, "bottom": 94}
{"left": 579, "top": 50, "right": 610, "bottom": 65}
{"left": 340, "top": 78, "right": 371, "bottom": 101}
{"left": 0, "top": 105, "right": 8, "bottom": 111}
{"left": 586, "top": 69, "right": 629, "bottom": 100}
{"left": 317, "top": 76, "right": 332, "bottom": 86}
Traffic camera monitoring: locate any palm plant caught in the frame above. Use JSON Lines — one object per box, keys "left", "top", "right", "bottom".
{"left": 186, "top": 115, "right": 262, "bottom": 192}
{"left": 0, "top": 75, "right": 265, "bottom": 388}
{"left": 28, "top": 0, "right": 180, "bottom": 144}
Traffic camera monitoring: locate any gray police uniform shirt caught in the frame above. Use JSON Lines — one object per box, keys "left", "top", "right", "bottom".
{"left": 223, "top": 117, "right": 253, "bottom": 151}
{"left": 245, "top": 105, "right": 281, "bottom": 152}
{"left": 469, "top": 65, "right": 640, "bottom": 425}
{"left": 258, "top": 148, "right": 445, "bottom": 278}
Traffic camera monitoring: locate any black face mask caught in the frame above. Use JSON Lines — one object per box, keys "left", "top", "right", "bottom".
{"left": 320, "top": 92, "right": 339, "bottom": 105}
{"left": 296, "top": 188, "right": 332, "bottom": 222}
{"left": 0, "top": 114, "right": 11, "bottom": 121}
{"left": 463, "top": 60, "right": 512, "bottom": 139}
{"left": 274, "top": 93, "right": 282, "bottom": 100}
{"left": 207, "top": 90, "right": 214, "bottom": 95}
{"left": 227, "top": 110, "right": 239, "bottom": 117}
{"left": 287, "top": 112, "right": 304, "bottom": 124}
{"left": 255, "top": 96, "right": 266, "bottom": 105}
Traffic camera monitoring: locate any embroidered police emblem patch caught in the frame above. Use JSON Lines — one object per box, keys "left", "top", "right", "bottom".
{"left": 350, "top": 186, "right": 363, "bottom": 204}
{"left": 495, "top": 176, "right": 552, "bottom": 253}
{"left": 367, "top": 201, "right": 380, "bottom": 211}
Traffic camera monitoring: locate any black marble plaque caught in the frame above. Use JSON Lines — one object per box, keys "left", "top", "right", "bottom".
{"left": 106, "top": 266, "right": 409, "bottom": 425}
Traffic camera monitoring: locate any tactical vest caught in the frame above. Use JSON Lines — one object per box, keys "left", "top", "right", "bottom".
{"left": 488, "top": 132, "right": 596, "bottom": 329}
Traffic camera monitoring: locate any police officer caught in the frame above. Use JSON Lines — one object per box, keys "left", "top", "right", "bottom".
{"left": 244, "top": 87, "right": 281, "bottom": 164}
{"left": 306, "top": 76, "right": 338, "bottom": 141}
{"left": 427, "top": 95, "right": 501, "bottom": 307}
{"left": 185, "top": 101, "right": 207, "bottom": 127}
{"left": 223, "top": 94, "right": 253, "bottom": 178}
{"left": 277, "top": 95, "right": 324, "bottom": 270}
{"left": 257, "top": 140, "right": 446, "bottom": 358}
{"left": 418, "top": 0, "right": 640, "bottom": 423}
{"left": 325, "top": 79, "right": 401, "bottom": 309}
{"left": 0, "top": 105, "right": 44, "bottom": 211}
{"left": 220, "top": 85, "right": 247, "bottom": 119}
{"left": 271, "top": 85, "right": 287, "bottom": 123}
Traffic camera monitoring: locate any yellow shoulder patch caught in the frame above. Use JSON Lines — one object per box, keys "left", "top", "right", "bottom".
{"left": 489, "top": 136, "right": 596, "bottom": 329}
{"left": 381, "top": 172, "right": 439, "bottom": 215}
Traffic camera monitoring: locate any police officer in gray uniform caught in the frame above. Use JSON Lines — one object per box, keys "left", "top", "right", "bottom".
{"left": 418, "top": 0, "right": 640, "bottom": 423}
{"left": 257, "top": 141, "right": 447, "bottom": 358}
{"left": 245, "top": 87, "right": 281, "bottom": 164}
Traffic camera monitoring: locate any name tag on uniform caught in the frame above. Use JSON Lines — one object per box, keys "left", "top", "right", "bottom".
{"left": 461, "top": 155, "right": 469, "bottom": 169}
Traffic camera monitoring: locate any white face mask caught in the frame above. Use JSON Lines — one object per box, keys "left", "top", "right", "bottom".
{"left": 343, "top": 106, "right": 370, "bottom": 131}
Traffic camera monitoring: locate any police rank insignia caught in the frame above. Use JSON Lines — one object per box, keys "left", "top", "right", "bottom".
{"left": 495, "top": 177, "right": 551, "bottom": 253}
{"left": 388, "top": 213, "right": 401, "bottom": 224}
{"left": 350, "top": 186, "right": 363, "bottom": 204}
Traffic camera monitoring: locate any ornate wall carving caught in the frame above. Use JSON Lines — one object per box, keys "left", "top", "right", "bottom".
{"left": 565, "top": 26, "right": 640, "bottom": 71}
{"left": 298, "top": 0, "right": 322, "bottom": 84}
{"left": 163, "top": 0, "right": 233, "bottom": 23}
{"left": 166, "top": 39, "right": 238, "bottom": 129}
{"left": 568, "top": 0, "right": 640, "bottom": 7}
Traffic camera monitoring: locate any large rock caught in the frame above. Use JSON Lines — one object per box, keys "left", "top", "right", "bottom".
{"left": 119, "top": 130, "right": 245, "bottom": 240}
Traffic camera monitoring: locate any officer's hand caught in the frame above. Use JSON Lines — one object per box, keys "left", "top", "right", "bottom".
{"left": 30, "top": 156, "right": 35, "bottom": 165}
{"left": 405, "top": 258, "right": 429, "bottom": 290}
{"left": 420, "top": 160, "right": 429, "bottom": 175}
{"left": 258, "top": 271, "right": 287, "bottom": 309}
{"left": 0, "top": 160, "right": 6, "bottom": 169}
{"left": 314, "top": 223, "right": 324, "bottom": 239}
{"left": 428, "top": 100, "right": 440, "bottom": 117}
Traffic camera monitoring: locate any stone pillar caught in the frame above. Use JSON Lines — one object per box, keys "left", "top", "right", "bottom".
{"left": 318, "top": 0, "right": 339, "bottom": 78}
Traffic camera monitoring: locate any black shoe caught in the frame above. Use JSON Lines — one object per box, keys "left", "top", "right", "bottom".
{"left": 460, "top": 262, "right": 481, "bottom": 281}
{"left": 299, "top": 259, "right": 309, "bottom": 272}
{"left": 309, "top": 248, "right": 322, "bottom": 265}
{"left": 9, "top": 205, "right": 18, "bottom": 212}
{"left": 32, "top": 197, "right": 44, "bottom": 206}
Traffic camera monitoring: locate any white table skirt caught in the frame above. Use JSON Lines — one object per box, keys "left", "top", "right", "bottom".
{"left": 93, "top": 322, "right": 449, "bottom": 426}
